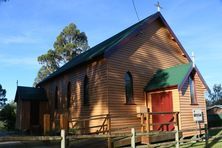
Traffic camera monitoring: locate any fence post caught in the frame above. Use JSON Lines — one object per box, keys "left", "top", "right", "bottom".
{"left": 175, "top": 125, "right": 179, "bottom": 148}
{"left": 131, "top": 128, "right": 136, "bottom": 148}
{"left": 205, "top": 124, "right": 208, "bottom": 147}
{"left": 61, "top": 129, "right": 66, "bottom": 148}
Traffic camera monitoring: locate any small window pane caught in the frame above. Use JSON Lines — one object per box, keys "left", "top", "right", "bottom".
{"left": 55, "top": 87, "right": 58, "bottom": 109}
{"left": 84, "top": 76, "right": 89, "bottom": 105}
{"left": 125, "top": 72, "right": 134, "bottom": 104}
{"left": 67, "top": 82, "right": 71, "bottom": 109}
{"left": 189, "top": 76, "right": 197, "bottom": 104}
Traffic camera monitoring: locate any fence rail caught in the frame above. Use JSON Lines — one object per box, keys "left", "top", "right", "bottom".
{"left": 1, "top": 125, "right": 222, "bottom": 148}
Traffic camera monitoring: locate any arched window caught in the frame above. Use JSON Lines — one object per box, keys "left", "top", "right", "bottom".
{"left": 125, "top": 72, "right": 134, "bottom": 104}
{"left": 67, "top": 82, "right": 71, "bottom": 109}
{"left": 55, "top": 86, "right": 58, "bottom": 109}
{"left": 189, "top": 74, "right": 197, "bottom": 104}
{"left": 83, "top": 75, "right": 89, "bottom": 105}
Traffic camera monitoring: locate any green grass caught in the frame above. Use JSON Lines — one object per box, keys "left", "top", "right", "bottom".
{"left": 178, "top": 129, "right": 222, "bottom": 148}
{"left": 178, "top": 139, "right": 222, "bottom": 148}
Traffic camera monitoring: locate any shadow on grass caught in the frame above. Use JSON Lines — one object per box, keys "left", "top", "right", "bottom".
{"left": 207, "top": 129, "right": 222, "bottom": 147}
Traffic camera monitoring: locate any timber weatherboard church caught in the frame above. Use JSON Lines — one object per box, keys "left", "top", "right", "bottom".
{"left": 15, "top": 12, "right": 208, "bottom": 138}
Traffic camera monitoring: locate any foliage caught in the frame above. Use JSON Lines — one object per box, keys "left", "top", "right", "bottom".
{"left": 208, "top": 84, "right": 222, "bottom": 106}
{"left": 0, "top": 84, "right": 7, "bottom": 107}
{"left": 34, "top": 23, "right": 89, "bottom": 85}
{"left": 33, "top": 66, "right": 51, "bottom": 86}
{"left": 0, "top": 103, "right": 16, "bottom": 130}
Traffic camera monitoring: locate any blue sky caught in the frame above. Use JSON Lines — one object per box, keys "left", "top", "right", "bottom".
{"left": 0, "top": 0, "right": 221, "bottom": 102}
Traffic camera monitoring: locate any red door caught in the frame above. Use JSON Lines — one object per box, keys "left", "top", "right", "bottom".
{"left": 151, "top": 92, "right": 174, "bottom": 131}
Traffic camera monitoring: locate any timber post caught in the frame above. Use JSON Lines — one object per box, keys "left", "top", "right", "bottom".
{"left": 146, "top": 109, "right": 150, "bottom": 145}
{"left": 205, "top": 124, "right": 208, "bottom": 147}
{"left": 141, "top": 113, "right": 145, "bottom": 132}
{"left": 131, "top": 128, "right": 136, "bottom": 148}
{"left": 175, "top": 125, "right": 179, "bottom": 148}
{"left": 60, "top": 114, "right": 68, "bottom": 130}
{"left": 61, "top": 129, "right": 66, "bottom": 148}
{"left": 174, "top": 112, "right": 179, "bottom": 127}
{"left": 146, "top": 109, "right": 150, "bottom": 132}
{"left": 107, "top": 114, "right": 112, "bottom": 148}
{"left": 43, "top": 114, "right": 50, "bottom": 135}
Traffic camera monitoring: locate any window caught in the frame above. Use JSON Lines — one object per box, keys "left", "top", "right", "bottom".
{"left": 189, "top": 75, "right": 197, "bottom": 104}
{"left": 55, "top": 86, "right": 58, "bottom": 109}
{"left": 125, "top": 72, "right": 134, "bottom": 104}
{"left": 67, "top": 82, "right": 71, "bottom": 109}
{"left": 83, "top": 75, "right": 89, "bottom": 105}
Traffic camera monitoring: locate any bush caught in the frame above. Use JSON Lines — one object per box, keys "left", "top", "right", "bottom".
{"left": 0, "top": 103, "right": 16, "bottom": 130}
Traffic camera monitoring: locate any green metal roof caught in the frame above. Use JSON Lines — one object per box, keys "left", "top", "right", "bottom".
{"left": 144, "top": 63, "right": 192, "bottom": 92}
{"left": 14, "top": 86, "right": 47, "bottom": 102}
{"left": 38, "top": 12, "right": 160, "bottom": 85}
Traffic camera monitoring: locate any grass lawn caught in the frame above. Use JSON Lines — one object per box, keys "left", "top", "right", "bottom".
{"left": 179, "top": 139, "right": 222, "bottom": 148}
{"left": 178, "top": 129, "right": 222, "bottom": 148}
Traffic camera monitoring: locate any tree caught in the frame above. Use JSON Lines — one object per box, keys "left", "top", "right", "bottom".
{"left": 34, "top": 23, "right": 89, "bottom": 85}
{"left": 0, "top": 103, "right": 16, "bottom": 130}
{"left": 33, "top": 66, "right": 51, "bottom": 86}
{"left": 208, "top": 84, "right": 222, "bottom": 106}
{"left": 0, "top": 84, "right": 7, "bottom": 107}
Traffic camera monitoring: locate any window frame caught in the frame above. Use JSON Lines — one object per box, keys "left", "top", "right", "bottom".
{"left": 189, "top": 74, "right": 198, "bottom": 105}
{"left": 67, "top": 82, "right": 71, "bottom": 109}
{"left": 55, "top": 86, "right": 58, "bottom": 110}
{"left": 83, "top": 75, "right": 89, "bottom": 106}
{"left": 124, "top": 71, "right": 135, "bottom": 105}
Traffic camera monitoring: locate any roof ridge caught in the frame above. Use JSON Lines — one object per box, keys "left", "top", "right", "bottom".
{"left": 38, "top": 12, "right": 161, "bottom": 85}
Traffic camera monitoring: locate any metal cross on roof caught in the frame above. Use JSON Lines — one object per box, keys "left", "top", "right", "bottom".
{"left": 155, "top": 1, "right": 163, "bottom": 12}
{"left": 192, "top": 52, "right": 195, "bottom": 67}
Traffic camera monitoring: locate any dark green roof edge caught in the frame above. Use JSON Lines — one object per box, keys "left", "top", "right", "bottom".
{"left": 144, "top": 63, "right": 192, "bottom": 92}
{"left": 37, "top": 12, "right": 161, "bottom": 85}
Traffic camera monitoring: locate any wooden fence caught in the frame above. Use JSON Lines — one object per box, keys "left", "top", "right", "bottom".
{"left": 66, "top": 125, "right": 222, "bottom": 148}
{"left": 1, "top": 125, "right": 222, "bottom": 147}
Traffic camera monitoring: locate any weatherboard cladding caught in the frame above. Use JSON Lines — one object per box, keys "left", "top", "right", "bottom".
{"left": 15, "top": 86, "right": 47, "bottom": 102}
{"left": 38, "top": 13, "right": 161, "bottom": 85}
{"left": 144, "top": 63, "right": 192, "bottom": 92}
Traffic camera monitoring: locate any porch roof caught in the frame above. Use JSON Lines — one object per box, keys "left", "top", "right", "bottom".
{"left": 14, "top": 86, "right": 48, "bottom": 102}
{"left": 144, "top": 63, "right": 192, "bottom": 92}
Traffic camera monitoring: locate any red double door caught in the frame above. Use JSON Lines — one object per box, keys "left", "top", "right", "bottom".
{"left": 151, "top": 91, "right": 174, "bottom": 131}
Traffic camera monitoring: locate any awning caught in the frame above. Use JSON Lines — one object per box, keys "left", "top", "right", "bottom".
{"left": 144, "top": 63, "right": 193, "bottom": 92}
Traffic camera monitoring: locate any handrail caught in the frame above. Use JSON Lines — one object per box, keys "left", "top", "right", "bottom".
{"left": 70, "top": 116, "right": 107, "bottom": 122}
{"left": 97, "top": 115, "right": 108, "bottom": 134}
{"left": 150, "top": 122, "right": 176, "bottom": 126}
{"left": 149, "top": 112, "right": 179, "bottom": 115}
{"left": 70, "top": 114, "right": 108, "bottom": 120}
{"left": 68, "top": 111, "right": 180, "bottom": 135}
